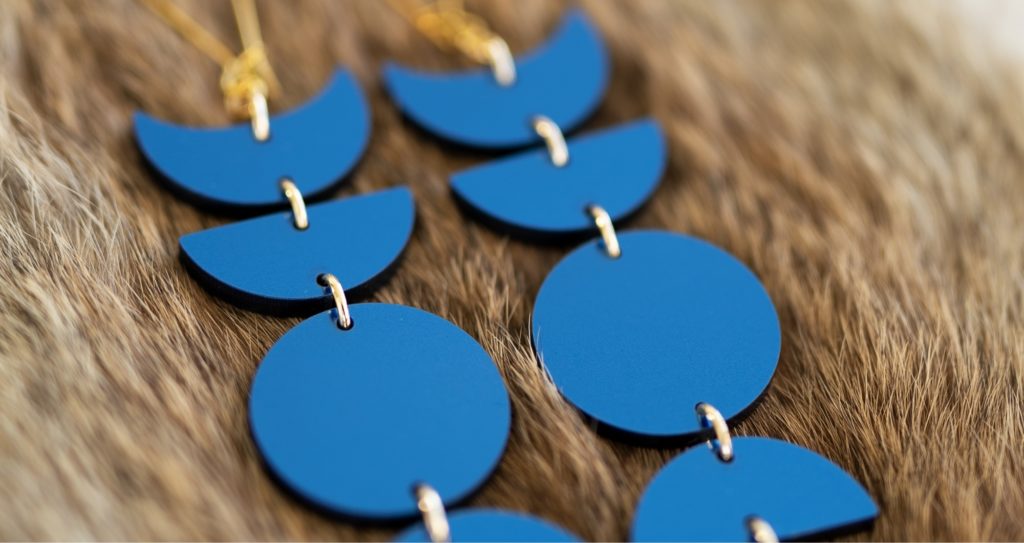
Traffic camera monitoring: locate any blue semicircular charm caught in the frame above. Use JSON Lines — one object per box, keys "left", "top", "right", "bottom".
{"left": 134, "top": 70, "right": 369, "bottom": 211}
{"left": 451, "top": 120, "right": 665, "bottom": 238}
{"left": 383, "top": 10, "right": 608, "bottom": 149}
{"left": 631, "top": 437, "right": 878, "bottom": 541}
{"left": 532, "top": 231, "right": 781, "bottom": 442}
{"left": 180, "top": 187, "right": 414, "bottom": 316}
{"left": 395, "top": 509, "right": 579, "bottom": 542}
{"left": 249, "top": 303, "right": 511, "bottom": 520}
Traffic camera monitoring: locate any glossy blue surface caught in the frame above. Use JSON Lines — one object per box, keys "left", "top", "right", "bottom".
{"left": 532, "top": 231, "right": 780, "bottom": 441}
{"left": 249, "top": 303, "right": 511, "bottom": 519}
{"left": 180, "top": 187, "right": 413, "bottom": 316}
{"left": 451, "top": 120, "right": 665, "bottom": 238}
{"left": 135, "top": 70, "right": 369, "bottom": 211}
{"left": 395, "top": 509, "right": 578, "bottom": 542}
{"left": 632, "top": 437, "right": 878, "bottom": 541}
{"left": 383, "top": 10, "right": 607, "bottom": 149}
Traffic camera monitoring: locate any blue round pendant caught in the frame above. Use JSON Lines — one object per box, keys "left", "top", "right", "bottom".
{"left": 135, "top": 70, "right": 369, "bottom": 212}
{"left": 249, "top": 303, "right": 511, "bottom": 519}
{"left": 531, "top": 231, "right": 781, "bottom": 441}
{"left": 395, "top": 509, "right": 578, "bottom": 542}
{"left": 631, "top": 437, "right": 878, "bottom": 541}
{"left": 450, "top": 120, "right": 665, "bottom": 239}
{"left": 383, "top": 10, "right": 607, "bottom": 149}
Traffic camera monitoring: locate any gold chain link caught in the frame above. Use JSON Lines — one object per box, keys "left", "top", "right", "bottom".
{"left": 139, "top": 0, "right": 280, "bottom": 121}
{"left": 389, "top": 0, "right": 499, "bottom": 65}
{"left": 388, "top": 0, "right": 516, "bottom": 85}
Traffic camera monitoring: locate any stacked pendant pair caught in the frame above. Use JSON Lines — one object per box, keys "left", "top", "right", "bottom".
{"left": 135, "top": 8, "right": 877, "bottom": 542}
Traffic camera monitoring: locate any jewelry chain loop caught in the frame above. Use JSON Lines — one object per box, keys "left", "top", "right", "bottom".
{"left": 414, "top": 483, "right": 451, "bottom": 543}
{"left": 588, "top": 205, "right": 621, "bottom": 259}
{"left": 695, "top": 402, "right": 734, "bottom": 462}
{"left": 139, "top": 0, "right": 281, "bottom": 139}
{"left": 388, "top": 0, "right": 516, "bottom": 85}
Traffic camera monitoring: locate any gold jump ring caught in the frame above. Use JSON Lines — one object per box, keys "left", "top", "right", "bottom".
{"left": 532, "top": 115, "right": 569, "bottom": 167}
{"left": 280, "top": 179, "right": 308, "bottom": 230}
{"left": 317, "top": 273, "right": 352, "bottom": 330}
{"left": 746, "top": 516, "right": 779, "bottom": 543}
{"left": 587, "top": 205, "right": 621, "bottom": 258}
{"left": 695, "top": 402, "right": 733, "bottom": 462}
{"left": 486, "top": 36, "right": 516, "bottom": 86}
{"left": 414, "top": 483, "right": 451, "bottom": 543}
{"left": 249, "top": 88, "right": 271, "bottom": 141}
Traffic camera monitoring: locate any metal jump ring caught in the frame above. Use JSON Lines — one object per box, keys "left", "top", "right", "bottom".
{"left": 587, "top": 205, "right": 621, "bottom": 258}
{"left": 317, "top": 273, "right": 352, "bottom": 330}
{"left": 249, "top": 88, "right": 271, "bottom": 141}
{"left": 414, "top": 483, "right": 451, "bottom": 543}
{"left": 746, "top": 516, "right": 779, "bottom": 543}
{"left": 532, "top": 115, "right": 569, "bottom": 167}
{"left": 485, "top": 36, "right": 516, "bottom": 87}
{"left": 695, "top": 402, "right": 733, "bottom": 462}
{"left": 280, "top": 179, "right": 308, "bottom": 230}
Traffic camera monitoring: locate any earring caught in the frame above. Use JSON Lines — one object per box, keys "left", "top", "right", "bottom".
{"left": 136, "top": 1, "right": 521, "bottom": 534}
{"left": 384, "top": 2, "right": 877, "bottom": 540}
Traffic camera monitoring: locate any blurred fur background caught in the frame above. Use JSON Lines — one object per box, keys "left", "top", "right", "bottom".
{"left": 2, "top": 0, "right": 1024, "bottom": 540}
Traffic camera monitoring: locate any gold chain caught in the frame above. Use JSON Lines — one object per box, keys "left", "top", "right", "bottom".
{"left": 139, "top": 0, "right": 281, "bottom": 122}
{"left": 387, "top": 0, "right": 495, "bottom": 64}
{"left": 387, "top": 0, "right": 516, "bottom": 85}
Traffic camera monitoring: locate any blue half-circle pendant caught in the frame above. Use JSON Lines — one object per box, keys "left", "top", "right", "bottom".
{"left": 249, "top": 303, "right": 512, "bottom": 520}
{"left": 395, "top": 509, "right": 578, "bottom": 542}
{"left": 135, "top": 70, "right": 370, "bottom": 212}
{"left": 451, "top": 120, "right": 665, "bottom": 239}
{"left": 532, "top": 230, "right": 781, "bottom": 442}
{"left": 180, "top": 187, "right": 414, "bottom": 316}
{"left": 383, "top": 10, "right": 608, "bottom": 149}
{"left": 632, "top": 437, "right": 878, "bottom": 541}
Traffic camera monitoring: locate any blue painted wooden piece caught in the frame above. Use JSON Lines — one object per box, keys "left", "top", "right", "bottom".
{"left": 632, "top": 437, "right": 878, "bottom": 541}
{"left": 249, "top": 303, "right": 512, "bottom": 519}
{"left": 451, "top": 120, "right": 665, "bottom": 238}
{"left": 134, "top": 70, "right": 369, "bottom": 211}
{"left": 179, "top": 187, "right": 414, "bottom": 316}
{"left": 531, "top": 231, "right": 781, "bottom": 441}
{"left": 383, "top": 10, "right": 608, "bottom": 149}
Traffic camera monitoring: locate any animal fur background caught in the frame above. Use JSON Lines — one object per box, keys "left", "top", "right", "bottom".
{"left": 2, "top": 0, "right": 1023, "bottom": 540}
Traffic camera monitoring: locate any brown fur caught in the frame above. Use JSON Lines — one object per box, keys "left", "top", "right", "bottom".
{"left": 2, "top": 0, "right": 1023, "bottom": 539}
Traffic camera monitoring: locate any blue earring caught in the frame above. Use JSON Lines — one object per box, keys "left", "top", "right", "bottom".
{"left": 135, "top": 1, "right": 532, "bottom": 534}
{"left": 384, "top": 4, "right": 876, "bottom": 540}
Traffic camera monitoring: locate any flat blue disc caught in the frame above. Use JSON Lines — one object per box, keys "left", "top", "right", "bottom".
{"left": 451, "top": 120, "right": 665, "bottom": 238}
{"left": 135, "top": 70, "right": 369, "bottom": 212}
{"left": 383, "top": 10, "right": 607, "bottom": 149}
{"left": 179, "top": 187, "right": 414, "bottom": 316}
{"left": 395, "top": 509, "right": 578, "bottom": 542}
{"left": 632, "top": 437, "right": 878, "bottom": 541}
{"left": 532, "top": 231, "right": 781, "bottom": 441}
{"left": 249, "top": 303, "right": 511, "bottom": 520}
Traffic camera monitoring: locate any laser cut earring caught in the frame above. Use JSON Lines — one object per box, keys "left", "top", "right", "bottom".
{"left": 134, "top": 1, "right": 526, "bottom": 534}
{"left": 384, "top": 2, "right": 877, "bottom": 540}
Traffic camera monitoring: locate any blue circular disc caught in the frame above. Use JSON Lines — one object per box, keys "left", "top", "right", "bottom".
{"left": 394, "top": 509, "right": 578, "bottom": 542}
{"left": 531, "top": 230, "right": 780, "bottom": 441}
{"left": 249, "top": 303, "right": 511, "bottom": 519}
{"left": 631, "top": 437, "right": 878, "bottom": 541}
